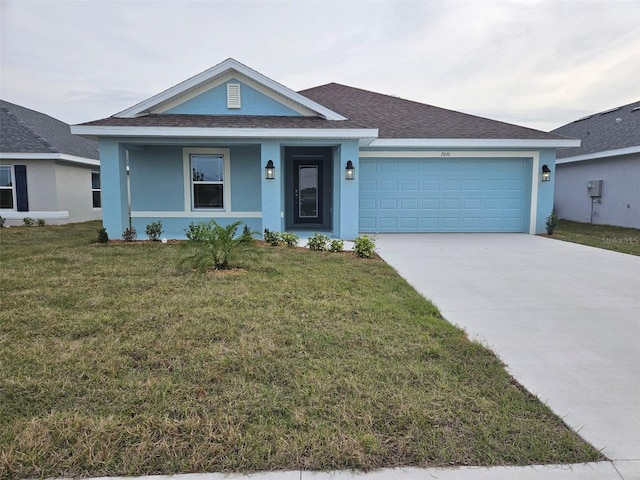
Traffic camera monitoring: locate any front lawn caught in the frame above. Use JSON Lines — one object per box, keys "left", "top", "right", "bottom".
{"left": 551, "top": 219, "right": 640, "bottom": 256}
{"left": 0, "top": 222, "right": 602, "bottom": 478}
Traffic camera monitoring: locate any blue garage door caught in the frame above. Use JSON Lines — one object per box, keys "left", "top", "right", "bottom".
{"left": 359, "top": 157, "right": 530, "bottom": 232}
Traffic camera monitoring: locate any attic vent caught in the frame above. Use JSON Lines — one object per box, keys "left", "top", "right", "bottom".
{"left": 227, "top": 84, "right": 241, "bottom": 109}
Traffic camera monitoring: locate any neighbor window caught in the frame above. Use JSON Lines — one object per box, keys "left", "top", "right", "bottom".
{"left": 91, "top": 171, "right": 101, "bottom": 208}
{"left": 191, "top": 154, "right": 224, "bottom": 209}
{"left": 0, "top": 165, "right": 14, "bottom": 209}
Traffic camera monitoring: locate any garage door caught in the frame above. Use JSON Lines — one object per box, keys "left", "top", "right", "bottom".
{"left": 359, "top": 157, "right": 530, "bottom": 232}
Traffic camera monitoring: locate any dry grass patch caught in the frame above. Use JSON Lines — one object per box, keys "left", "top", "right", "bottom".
{"left": 0, "top": 222, "right": 603, "bottom": 478}
{"left": 550, "top": 219, "right": 640, "bottom": 256}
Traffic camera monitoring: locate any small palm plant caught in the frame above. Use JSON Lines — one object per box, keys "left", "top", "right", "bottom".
{"left": 180, "top": 220, "right": 261, "bottom": 271}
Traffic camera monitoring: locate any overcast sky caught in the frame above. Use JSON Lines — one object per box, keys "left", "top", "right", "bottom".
{"left": 1, "top": 0, "right": 638, "bottom": 132}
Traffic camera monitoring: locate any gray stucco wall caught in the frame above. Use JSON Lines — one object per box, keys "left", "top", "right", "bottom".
{"left": 0, "top": 159, "right": 101, "bottom": 225}
{"left": 554, "top": 154, "right": 640, "bottom": 228}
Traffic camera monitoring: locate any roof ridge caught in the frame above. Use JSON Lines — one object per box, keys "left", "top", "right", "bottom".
{"left": 0, "top": 100, "right": 59, "bottom": 153}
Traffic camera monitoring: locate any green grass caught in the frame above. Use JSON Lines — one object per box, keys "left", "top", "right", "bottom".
{"left": 551, "top": 219, "right": 640, "bottom": 256}
{"left": 0, "top": 222, "right": 603, "bottom": 478}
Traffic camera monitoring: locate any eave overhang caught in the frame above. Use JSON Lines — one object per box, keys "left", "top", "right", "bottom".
{"left": 556, "top": 145, "right": 640, "bottom": 164}
{"left": 365, "top": 138, "right": 581, "bottom": 149}
{"left": 0, "top": 152, "right": 100, "bottom": 166}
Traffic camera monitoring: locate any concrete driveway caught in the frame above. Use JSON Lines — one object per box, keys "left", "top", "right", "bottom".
{"left": 375, "top": 233, "right": 640, "bottom": 479}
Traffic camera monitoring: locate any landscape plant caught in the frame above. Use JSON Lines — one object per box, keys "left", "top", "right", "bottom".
{"left": 546, "top": 209, "right": 558, "bottom": 235}
{"left": 329, "top": 239, "right": 344, "bottom": 252}
{"left": 180, "top": 219, "right": 261, "bottom": 271}
{"left": 280, "top": 231, "right": 300, "bottom": 247}
{"left": 145, "top": 220, "right": 163, "bottom": 241}
{"left": 122, "top": 227, "right": 137, "bottom": 242}
{"left": 263, "top": 228, "right": 281, "bottom": 246}
{"left": 354, "top": 235, "right": 376, "bottom": 258}
{"left": 36, "top": 219, "right": 46, "bottom": 227}
{"left": 22, "top": 217, "right": 35, "bottom": 227}
{"left": 97, "top": 227, "right": 109, "bottom": 243}
{"left": 0, "top": 216, "right": 5, "bottom": 227}
{"left": 307, "top": 232, "right": 329, "bottom": 251}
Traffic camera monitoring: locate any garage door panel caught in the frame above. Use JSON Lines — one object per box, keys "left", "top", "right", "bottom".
{"left": 360, "top": 157, "right": 530, "bottom": 233}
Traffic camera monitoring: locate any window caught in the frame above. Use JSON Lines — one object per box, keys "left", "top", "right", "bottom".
{"left": 191, "top": 154, "right": 224, "bottom": 209}
{"left": 91, "top": 171, "right": 101, "bottom": 208}
{"left": 0, "top": 165, "right": 14, "bottom": 209}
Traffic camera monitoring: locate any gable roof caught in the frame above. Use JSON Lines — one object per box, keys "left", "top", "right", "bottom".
{"left": 551, "top": 100, "right": 640, "bottom": 161}
{"left": 1, "top": 99, "right": 99, "bottom": 161}
{"left": 300, "top": 83, "right": 567, "bottom": 142}
{"left": 73, "top": 59, "right": 578, "bottom": 149}
{"left": 115, "top": 58, "right": 347, "bottom": 121}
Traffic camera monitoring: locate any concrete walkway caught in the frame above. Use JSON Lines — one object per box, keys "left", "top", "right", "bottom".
{"left": 375, "top": 233, "right": 640, "bottom": 480}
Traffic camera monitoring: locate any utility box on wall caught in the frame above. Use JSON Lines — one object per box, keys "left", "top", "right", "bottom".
{"left": 587, "top": 180, "right": 603, "bottom": 197}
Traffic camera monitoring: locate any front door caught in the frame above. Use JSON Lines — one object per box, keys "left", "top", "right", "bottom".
{"left": 286, "top": 147, "right": 332, "bottom": 230}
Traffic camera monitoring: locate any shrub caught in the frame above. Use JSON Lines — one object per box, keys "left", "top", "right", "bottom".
{"left": 97, "top": 227, "right": 109, "bottom": 243}
{"left": 546, "top": 209, "right": 558, "bottom": 235}
{"left": 180, "top": 220, "right": 261, "bottom": 271}
{"left": 36, "top": 219, "right": 46, "bottom": 227}
{"left": 354, "top": 235, "right": 376, "bottom": 258}
{"left": 263, "top": 228, "right": 281, "bottom": 246}
{"left": 307, "top": 233, "right": 330, "bottom": 251}
{"left": 280, "top": 232, "right": 300, "bottom": 248}
{"left": 23, "top": 217, "right": 35, "bottom": 227}
{"left": 122, "top": 227, "right": 137, "bottom": 242}
{"left": 329, "top": 239, "right": 344, "bottom": 253}
{"left": 0, "top": 216, "right": 5, "bottom": 227}
{"left": 145, "top": 220, "right": 163, "bottom": 241}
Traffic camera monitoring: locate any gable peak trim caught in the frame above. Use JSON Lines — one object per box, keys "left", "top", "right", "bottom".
{"left": 114, "top": 58, "right": 347, "bottom": 121}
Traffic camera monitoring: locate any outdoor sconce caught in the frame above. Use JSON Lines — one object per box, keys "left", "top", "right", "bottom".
{"left": 541, "top": 164, "right": 551, "bottom": 182}
{"left": 345, "top": 160, "right": 355, "bottom": 180}
{"left": 265, "top": 160, "right": 275, "bottom": 180}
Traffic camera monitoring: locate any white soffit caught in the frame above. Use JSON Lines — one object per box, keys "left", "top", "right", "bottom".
{"left": 366, "top": 138, "right": 581, "bottom": 148}
{"left": 556, "top": 146, "right": 640, "bottom": 164}
{"left": 115, "top": 58, "right": 347, "bottom": 121}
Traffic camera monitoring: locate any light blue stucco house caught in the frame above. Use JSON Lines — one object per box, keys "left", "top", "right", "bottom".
{"left": 72, "top": 58, "right": 578, "bottom": 239}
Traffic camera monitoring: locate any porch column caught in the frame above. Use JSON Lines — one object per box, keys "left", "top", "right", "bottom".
{"left": 99, "top": 139, "right": 129, "bottom": 238}
{"left": 339, "top": 140, "right": 360, "bottom": 240}
{"left": 261, "top": 140, "right": 282, "bottom": 233}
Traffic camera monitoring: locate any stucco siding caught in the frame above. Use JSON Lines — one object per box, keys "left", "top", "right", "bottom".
{"left": 130, "top": 147, "right": 184, "bottom": 212}
{"left": 165, "top": 79, "right": 302, "bottom": 116}
{"left": 230, "top": 145, "right": 261, "bottom": 212}
{"left": 55, "top": 162, "right": 101, "bottom": 223}
{"left": 555, "top": 154, "right": 640, "bottom": 228}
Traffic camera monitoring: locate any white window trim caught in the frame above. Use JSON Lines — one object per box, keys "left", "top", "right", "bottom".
{"left": 91, "top": 171, "right": 102, "bottom": 210}
{"left": 183, "top": 148, "right": 231, "bottom": 212}
{"left": 0, "top": 165, "right": 16, "bottom": 211}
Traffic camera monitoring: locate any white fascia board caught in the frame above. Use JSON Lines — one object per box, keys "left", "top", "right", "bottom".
{"left": 0, "top": 152, "right": 100, "bottom": 166}
{"left": 71, "top": 125, "right": 378, "bottom": 140}
{"left": 367, "top": 138, "right": 581, "bottom": 148}
{"left": 114, "top": 58, "right": 347, "bottom": 121}
{"left": 556, "top": 145, "right": 640, "bottom": 164}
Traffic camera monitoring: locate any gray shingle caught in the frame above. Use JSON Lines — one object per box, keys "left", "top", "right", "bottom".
{"left": 1, "top": 100, "right": 98, "bottom": 159}
{"left": 299, "top": 83, "right": 564, "bottom": 140}
{"left": 551, "top": 100, "right": 640, "bottom": 158}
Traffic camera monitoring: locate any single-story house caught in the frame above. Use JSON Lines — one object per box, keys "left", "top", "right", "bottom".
{"left": 551, "top": 100, "right": 640, "bottom": 229}
{"left": 72, "top": 58, "right": 578, "bottom": 240}
{"left": 1, "top": 100, "right": 101, "bottom": 225}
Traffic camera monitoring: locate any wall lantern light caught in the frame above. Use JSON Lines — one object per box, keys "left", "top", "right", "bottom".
{"left": 265, "top": 160, "right": 275, "bottom": 180}
{"left": 345, "top": 160, "right": 355, "bottom": 180}
{"left": 541, "top": 164, "right": 551, "bottom": 182}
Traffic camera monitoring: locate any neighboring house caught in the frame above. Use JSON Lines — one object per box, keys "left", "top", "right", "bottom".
{"left": 1, "top": 100, "right": 101, "bottom": 225}
{"left": 72, "top": 58, "right": 577, "bottom": 240}
{"left": 551, "top": 101, "right": 640, "bottom": 229}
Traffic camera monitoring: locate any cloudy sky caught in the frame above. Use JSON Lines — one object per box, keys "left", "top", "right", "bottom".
{"left": 1, "top": 0, "right": 638, "bottom": 131}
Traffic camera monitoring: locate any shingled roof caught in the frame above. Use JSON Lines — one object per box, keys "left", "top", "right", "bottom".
{"left": 551, "top": 100, "right": 640, "bottom": 159}
{"left": 1, "top": 100, "right": 98, "bottom": 159}
{"left": 77, "top": 81, "right": 569, "bottom": 143}
{"left": 299, "top": 83, "right": 563, "bottom": 140}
